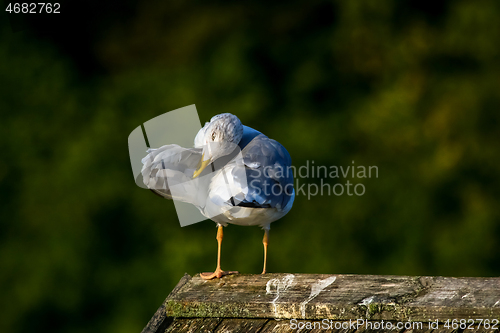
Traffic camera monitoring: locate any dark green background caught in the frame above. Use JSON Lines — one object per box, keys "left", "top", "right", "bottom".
{"left": 1, "top": 1, "right": 499, "bottom": 332}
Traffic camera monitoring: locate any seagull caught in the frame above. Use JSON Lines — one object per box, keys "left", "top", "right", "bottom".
{"left": 141, "top": 113, "right": 295, "bottom": 279}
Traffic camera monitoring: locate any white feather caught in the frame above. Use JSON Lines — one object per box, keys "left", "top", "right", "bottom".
{"left": 141, "top": 113, "right": 295, "bottom": 229}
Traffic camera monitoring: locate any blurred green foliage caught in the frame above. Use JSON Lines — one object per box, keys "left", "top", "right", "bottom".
{"left": 1, "top": 0, "right": 500, "bottom": 332}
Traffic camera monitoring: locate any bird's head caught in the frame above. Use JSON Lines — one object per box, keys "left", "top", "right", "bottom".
{"left": 193, "top": 113, "right": 243, "bottom": 178}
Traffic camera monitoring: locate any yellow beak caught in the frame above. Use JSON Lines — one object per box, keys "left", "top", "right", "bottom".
{"left": 193, "top": 154, "right": 211, "bottom": 178}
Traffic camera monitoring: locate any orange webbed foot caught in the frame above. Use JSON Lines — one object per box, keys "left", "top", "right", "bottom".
{"left": 200, "top": 268, "right": 239, "bottom": 280}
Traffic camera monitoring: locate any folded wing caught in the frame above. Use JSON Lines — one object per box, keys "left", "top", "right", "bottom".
{"left": 208, "top": 134, "right": 294, "bottom": 211}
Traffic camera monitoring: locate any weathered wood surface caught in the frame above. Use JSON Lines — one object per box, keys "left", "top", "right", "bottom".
{"left": 164, "top": 318, "right": 222, "bottom": 333}
{"left": 141, "top": 273, "right": 191, "bottom": 333}
{"left": 164, "top": 273, "right": 500, "bottom": 322}
{"left": 163, "top": 318, "right": 500, "bottom": 333}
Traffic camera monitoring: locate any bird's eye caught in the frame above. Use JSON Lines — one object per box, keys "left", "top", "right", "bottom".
{"left": 212, "top": 133, "right": 216, "bottom": 140}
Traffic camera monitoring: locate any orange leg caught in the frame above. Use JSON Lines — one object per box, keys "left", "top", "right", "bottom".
{"left": 200, "top": 225, "right": 238, "bottom": 280}
{"left": 262, "top": 229, "right": 269, "bottom": 274}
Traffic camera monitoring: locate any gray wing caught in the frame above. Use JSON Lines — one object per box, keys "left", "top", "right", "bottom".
{"left": 209, "top": 134, "right": 294, "bottom": 211}
{"left": 141, "top": 144, "right": 202, "bottom": 203}
{"left": 242, "top": 134, "right": 294, "bottom": 209}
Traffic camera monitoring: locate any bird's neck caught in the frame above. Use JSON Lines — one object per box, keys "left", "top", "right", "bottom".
{"left": 238, "top": 125, "right": 262, "bottom": 150}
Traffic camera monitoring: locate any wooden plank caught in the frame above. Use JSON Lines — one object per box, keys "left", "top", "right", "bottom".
{"left": 469, "top": 328, "right": 500, "bottom": 333}
{"left": 396, "top": 325, "right": 432, "bottom": 333}
{"left": 260, "top": 319, "right": 358, "bottom": 333}
{"left": 259, "top": 319, "right": 295, "bottom": 333}
{"left": 255, "top": 319, "right": 500, "bottom": 333}
{"left": 164, "top": 273, "right": 500, "bottom": 322}
{"left": 141, "top": 273, "right": 192, "bottom": 333}
{"left": 164, "top": 318, "right": 222, "bottom": 333}
{"left": 213, "top": 318, "right": 269, "bottom": 332}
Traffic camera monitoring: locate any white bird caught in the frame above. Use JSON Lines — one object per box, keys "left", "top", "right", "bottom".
{"left": 141, "top": 113, "right": 295, "bottom": 279}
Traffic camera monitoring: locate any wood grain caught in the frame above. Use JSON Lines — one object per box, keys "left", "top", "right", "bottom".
{"left": 141, "top": 273, "right": 191, "bottom": 333}
{"left": 164, "top": 273, "right": 500, "bottom": 322}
